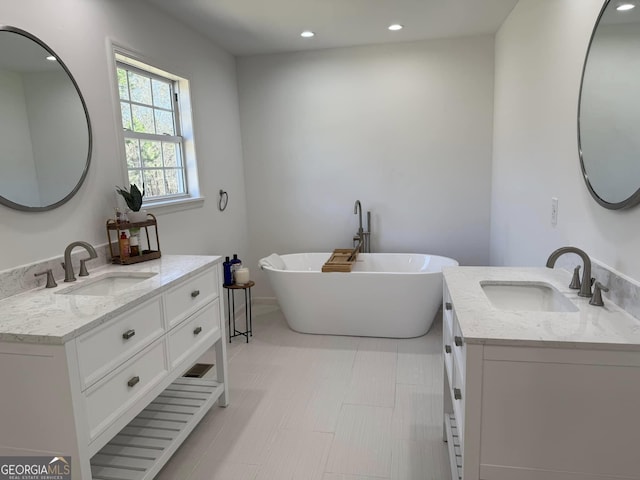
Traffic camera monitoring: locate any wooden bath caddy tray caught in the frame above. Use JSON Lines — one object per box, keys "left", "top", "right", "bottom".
{"left": 322, "top": 248, "right": 358, "bottom": 272}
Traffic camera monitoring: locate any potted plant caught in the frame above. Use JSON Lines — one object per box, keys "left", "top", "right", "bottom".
{"left": 116, "top": 184, "right": 147, "bottom": 222}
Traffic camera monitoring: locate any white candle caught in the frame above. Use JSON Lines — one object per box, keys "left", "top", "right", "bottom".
{"left": 234, "top": 267, "right": 250, "bottom": 285}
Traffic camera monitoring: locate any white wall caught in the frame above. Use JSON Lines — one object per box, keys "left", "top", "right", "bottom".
{"left": 238, "top": 37, "right": 495, "bottom": 297}
{"left": 0, "top": 0, "right": 248, "bottom": 271}
{"left": 490, "top": 0, "right": 640, "bottom": 280}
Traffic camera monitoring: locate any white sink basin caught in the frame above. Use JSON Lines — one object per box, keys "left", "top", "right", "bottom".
{"left": 57, "top": 272, "right": 157, "bottom": 296}
{"left": 481, "top": 281, "right": 578, "bottom": 312}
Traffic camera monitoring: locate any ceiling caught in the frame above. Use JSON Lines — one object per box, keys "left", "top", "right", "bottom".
{"left": 145, "top": 0, "right": 520, "bottom": 56}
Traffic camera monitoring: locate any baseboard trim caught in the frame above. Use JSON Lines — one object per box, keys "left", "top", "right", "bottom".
{"left": 252, "top": 297, "right": 278, "bottom": 305}
{"left": 227, "top": 297, "right": 279, "bottom": 322}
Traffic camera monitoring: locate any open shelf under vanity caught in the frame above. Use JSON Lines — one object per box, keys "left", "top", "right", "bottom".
{"left": 444, "top": 413, "right": 462, "bottom": 480}
{"left": 90, "top": 377, "right": 224, "bottom": 480}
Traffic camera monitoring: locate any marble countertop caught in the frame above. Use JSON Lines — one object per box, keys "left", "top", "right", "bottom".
{"left": 0, "top": 255, "right": 221, "bottom": 345}
{"left": 443, "top": 266, "right": 640, "bottom": 351}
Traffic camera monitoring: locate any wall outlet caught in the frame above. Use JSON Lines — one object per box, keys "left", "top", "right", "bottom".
{"left": 551, "top": 197, "right": 558, "bottom": 226}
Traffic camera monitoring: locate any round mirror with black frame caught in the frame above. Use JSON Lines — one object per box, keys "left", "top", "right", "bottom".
{"left": 0, "top": 26, "right": 92, "bottom": 212}
{"left": 578, "top": 0, "right": 640, "bottom": 210}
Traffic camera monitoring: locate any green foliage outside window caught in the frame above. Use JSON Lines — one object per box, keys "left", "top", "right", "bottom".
{"left": 118, "top": 64, "right": 186, "bottom": 199}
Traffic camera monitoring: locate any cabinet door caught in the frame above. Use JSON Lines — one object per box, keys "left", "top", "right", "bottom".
{"left": 480, "top": 357, "right": 640, "bottom": 478}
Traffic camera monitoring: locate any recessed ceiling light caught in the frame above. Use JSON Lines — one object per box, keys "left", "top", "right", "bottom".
{"left": 300, "top": 31, "right": 315, "bottom": 38}
{"left": 388, "top": 24, "right": 403, "bottom": 31}
{"left": 617, "top": 3, "right": 635, "bottom": 11}
{"left": 45, "top": 55, "right": 57, "bottom": 61}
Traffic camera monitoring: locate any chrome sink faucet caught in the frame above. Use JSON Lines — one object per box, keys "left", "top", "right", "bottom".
{"left": 63, "top": 241, "right": 97, "bottom": 282}
{"left": 545, "top": 246, "right": 593, "bottom": 297}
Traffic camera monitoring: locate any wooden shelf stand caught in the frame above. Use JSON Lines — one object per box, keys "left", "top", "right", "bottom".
{"left": 106, "top": 213, "right": 161, "bottom": 265}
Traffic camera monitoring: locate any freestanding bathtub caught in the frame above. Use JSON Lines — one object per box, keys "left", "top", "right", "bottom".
{"left": 261, "top": 253, "right": 458, "bottom": 338}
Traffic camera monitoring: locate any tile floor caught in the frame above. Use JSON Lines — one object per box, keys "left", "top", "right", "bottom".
{"left": 155, "top": 305, "right": 450, "bottom": 480}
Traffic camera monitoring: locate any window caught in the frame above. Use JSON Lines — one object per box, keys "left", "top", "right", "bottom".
{"left": 116, "top": 58, "right": 190, "bottom": 202}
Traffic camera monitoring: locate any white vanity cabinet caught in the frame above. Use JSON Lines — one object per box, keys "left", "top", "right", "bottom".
{"left": 443, "top": 286, "right": 482, "bottom": 480}
{"left": 443, "top": 279, "right": 640, "bottom": 480}
{"left": 0, "top": 257, "right": 228, "bottom": 480}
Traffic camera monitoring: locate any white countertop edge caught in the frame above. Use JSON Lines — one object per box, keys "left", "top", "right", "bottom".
{"left": 462, "top": 336, "right": 640, "bottom": 352}
{"left": 443, "top": 266, "right": 640, "bottom": 350}
{"left": 0, "top": 255, "right": 222, "bottom": 345}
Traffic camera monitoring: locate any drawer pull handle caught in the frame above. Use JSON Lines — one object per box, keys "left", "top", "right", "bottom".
{"left": 191, "top": 290, "right": 200, "bottom": 298}
{"left": 122, "top": 329, "right": 136, "bottom": 340}
{"left": 454, "top": 388, "right": 462, "bottom": 400}
{"left": 454, "top": 336, "right": 463, "bottom": 347}
{"left": 193, "top": 326, "right": 203, "bottom": 335}
{"left": 445, "top": 302, "right": 452, "bottom": 311}
{"left": 445, "top": 344, "right": 451, "bottom": 354}
{"left": 127, "top": 376, "right": 140, "bottom": 388}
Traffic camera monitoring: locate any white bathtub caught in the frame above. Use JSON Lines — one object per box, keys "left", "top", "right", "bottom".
{"left": 261, "top": 253, "right": 459, "bottom": 338}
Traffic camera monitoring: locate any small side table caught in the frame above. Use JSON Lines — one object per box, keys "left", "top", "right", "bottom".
{"left": 223, "top": 281, "right": 254, "bottom": 343}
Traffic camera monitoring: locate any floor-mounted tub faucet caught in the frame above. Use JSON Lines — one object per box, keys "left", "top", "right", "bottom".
{"left": 353, "top": 200, "right": 371, "bottom": 253}
{"left": 354, "top": 200, "right": 364, "bottom": 251}
{"left": 545, "top": 246, "right": 593, "bottom": 297}
{"left": 365, "top": 211, "right": 371, "bottom": 252}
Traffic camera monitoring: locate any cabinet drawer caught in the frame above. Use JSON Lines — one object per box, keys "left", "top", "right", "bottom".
{"left": 77, "top": 297, "right": 164, "bottom": 390}
{"left": 84, "top": 340, "right": 168, "bottom": 440}
{"left": 165, "top": 268, "right": 219, "bottom": 328}
{"left": 452, "top": 352, "right": 466, "bottom": 444}
{"left": 443, "top": 318, "right": 453, "bottom": 388}
{"left": 452, "top": 313, "right": 466, "bottom": 379}
{"left": 443, "top": 286, "right": 454, "bottom": 337}
{"left": 168, "top": 300, "right": 221, "bottom": 370}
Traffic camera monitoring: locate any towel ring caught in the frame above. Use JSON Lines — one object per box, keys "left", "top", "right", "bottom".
{"left": 218, "top": 189, "right": 229, "bottom": 211}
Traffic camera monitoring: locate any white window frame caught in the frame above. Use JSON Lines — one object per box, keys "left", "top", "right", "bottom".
{"left": 109, "top": 42, "right": 203, "bottom": 213}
